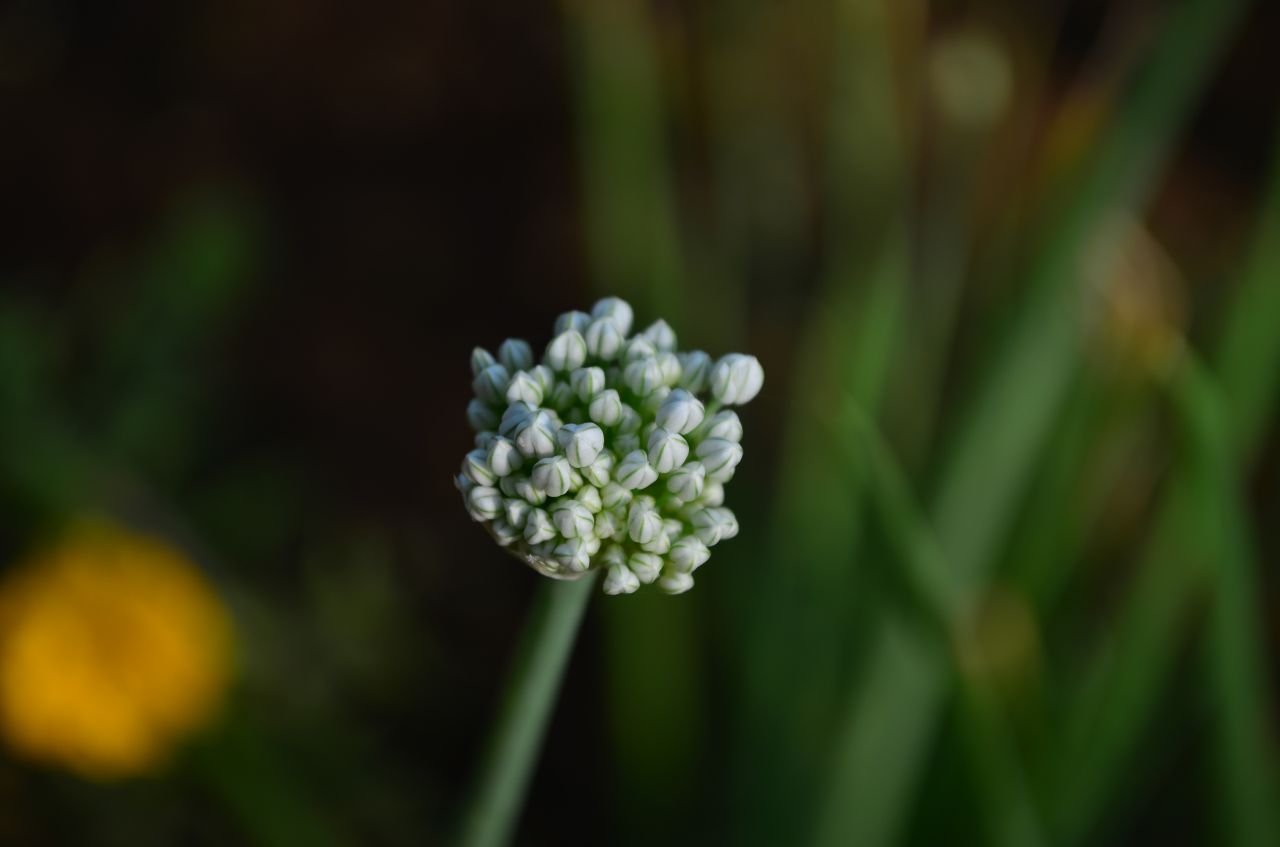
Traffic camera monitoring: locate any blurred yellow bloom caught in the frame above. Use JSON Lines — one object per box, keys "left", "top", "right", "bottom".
{"left": 0, "top": 522, "right": 233, "bottom": 780}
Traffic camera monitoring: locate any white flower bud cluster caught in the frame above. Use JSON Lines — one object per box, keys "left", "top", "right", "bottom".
{"left": 456, "top": 297, "right": 763, "bottom": 595}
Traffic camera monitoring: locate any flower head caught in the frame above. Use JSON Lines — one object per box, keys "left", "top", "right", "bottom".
{"left": 458, "top": 297, "right": 763, "bottom": 594}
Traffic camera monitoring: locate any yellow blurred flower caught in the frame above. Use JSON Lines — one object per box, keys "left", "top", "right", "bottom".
{"left": 0, "top": 522, "right": 233, "bottom": 780}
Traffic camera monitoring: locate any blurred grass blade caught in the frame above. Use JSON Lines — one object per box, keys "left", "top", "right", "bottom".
{"left": 457, "top": 575, "right": 595, "bottom": 847}
{"left": 1213, "top": 136, "right": 1280, "bottom": 455}
{"left": 819, "top": 401, "right": 1044, "bottom": 847}
{"left": 819, "top": 0, "right": 1251, "bottom": 844}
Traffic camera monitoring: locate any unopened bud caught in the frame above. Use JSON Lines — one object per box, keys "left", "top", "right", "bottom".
{"left": 498, "top": 338, "right": 535, "bottom": 372}
{"left": 531, "top": 455, "right": 574, "bottom": 497}
{"left": 656, "top": 389, "right": 705, "bottom": 434}
{"left": 545, "top": 330, "right": 587, "bottom": 372}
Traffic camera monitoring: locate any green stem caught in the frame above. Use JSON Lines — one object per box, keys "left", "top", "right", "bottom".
{"left": 457, "top": 574, "right": 596, "bottom": 847}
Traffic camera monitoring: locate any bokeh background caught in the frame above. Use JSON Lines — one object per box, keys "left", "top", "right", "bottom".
{"left": 1, "top": 0, "right": 1279, "bottom": 845}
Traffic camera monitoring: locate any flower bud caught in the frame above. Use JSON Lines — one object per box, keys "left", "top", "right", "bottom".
{"left": 710, "top": 353, "right": 764, "bottom": 405}
{"left": 545, "top": 330, "right": 587, "bottom": 372}
{"left": 627, "top": 503, "right": 664, "bottom": 545}
{"left": 647, "top": 428, "right": 690, "bottom": 474}
{"left": 576, "top": 485, "right": 603, "bottom": 514}
{"left": 666, "top": 461, "right": 706, "bottom": 501}
{"left": 629, "top": 551, "right": 663, "bottom": 584}
{"left": 669, "top": 536, "right": 711, "bottom": 572}
{"left": 699, "top": 481, "right": 725, "bottom": 507}
{"left": 505, "top": 371, "right": 544, "bottom": 406}
{"left": 499, "top": 402, "right": 534, "bottom": 438}
{"left": 554, "top": 538, "right": 592, "bottom": 573}
{"left": 640, "top": 386, "right": 671, "bottom": 417}
{"left": 711, "top": 506, "right": 739, "bottom": 540}
{"left": 486, "top": 436, "right": 523, "bottom": 477}
{"left": 531, "top": 456, "right": 574, "bottom": 497}
{"left": 659, "top": 568, "right": 695, "bottom": 595}
{"left": 554, "top": 311, "right": 591, "bottom": 335}
{"left": 616, "top": 404, "right": 642, "bottom": 433}
{"left": 594, "top": 509, "right": 623, "bottom": 540}
{"left": 656, "top": 352, "right": 681, "bottom": 386}
{"left": 513, "top": 476, "right": 547, "bottom": 506}
{"left": 557, "top": 422, "right": 605, "bottom": 468}
{"left": 455, "top": 474, "right": 474, "bottom": 496}
{"left": 590, "top": 297, "right": 634, "bottom": 336}
{"left": 599, "top": 543, "right": 627, "bottom": 569}
{"left": 514, "top": 409, "right": 559, "bottom": 458}
{"left": 615, "top": 450, "right": 658, "bottom": 490}
{"left": 491, "top": 518, "right": 521, "bottom": 546}
{"left": 588, "top": 389, "right": 623, "bottom": 426}
{"left": 498, "top": 338, "right": 534, "bottom": 372}
{"left": 531, "top": 364, "right": 556, "bottom": 394}
{"left": 600, "top": 481, "right": 633, "bottom": 510}
{"left": 692, "top": 507, "right": 736, "bottom": 545}
{"left": 552, "top": 500, "right": 595, "bottom": 539}
{"left": 582, "top": 452, "right": 614, "bottom": 488}
{"left": 523, "top": 508, "right": 556, "bottom": 544}
{"left": 462, "top": 449, "right": 496, "bottom": 486}
{"left": 570, "top": 366, "right": 606, "bottom": 402}
{"left": 475, "top": 431, "right": 498, "bottom": 450}
{"left": 641, "top": 319, "right": 677, "bottom": 352}
{"left": 656, "top": 389, "right": 705, "bottom": 434}
{"left": 467, "top": 399, "right": 498, "bottom": 432}
{"left": 467, "top": 486, "right": 503, "bottom": 521}
{"left": 603, "top": 563, "right": 640, "bottom": 595}
{"left": 624, "top": 358, "right": 664, "bottom": 396}
{"left": 548, "top": 382, "right": 575, "bottom": 411}
{"left": 641, "top": 530, "right": 671, "bottom": 555}
{"left": 471, "top": 347, "right": 496, "bottom": 376}
{"left": 584, "top": 318, "right": 625, "bottom": 361}
{"left": 696, "top": 437, "right": 743, "bottom": 481}
{"left": 621, "top": 336, "right": 657, "bottom": 363}
{"left": 677, "top": 351, "right": 712, "bottom": 392}
{"left": 703, "top": 409, "right": 743, "bottom": 442}
{"left": 473, "top": 363, "right": 511, "bottom": 404}
{"left": 505, "top": 498, "right": 531, "bottom": 528}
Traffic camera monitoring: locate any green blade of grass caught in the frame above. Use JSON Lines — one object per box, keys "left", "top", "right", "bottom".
{"left": 816, "top": 1, "right": 1251, "bottom": 844}
{"left": 456, "top": 575, "right": 596, "bottom": 847}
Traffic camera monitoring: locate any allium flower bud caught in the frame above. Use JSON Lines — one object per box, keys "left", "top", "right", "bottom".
{"left": 554, "top": 538, "right": 592, "bottom": 573}
{"left": 582, "top": 452, "right": 614, "bottom": 488}
{"left": 545, "top": 330, "right": 587, "bottom": 372}
{"left": 656, "top": 389, "right": 705, "bottom": 434}
{"left": 666, "top": 461, "right": 705, "bottom": 501}
{"left": 703, "top": 409, "right": 743, "bottom": 442}
{"left": 642, "top": 319, "right": 677, "bottom": 352}
{"left": 629, "top": 551, "right": 663, "bottom": 584}
{"left": 472, "top": 347, "right": 497, "bottom": 376}
{"left": 647, "top": 428, "right": 689, "bottom": 474}
{"left": 615, "top": 450, "right": 658, "bottom": 490}
{"left": 603, "top": 564, "right": 640, "bottom": 595}
{"left": 591, "top": 297, "right": 634, "bottom": 335}
{"left": 486, "top": 436, "right": 522, "bottom": 477}
{"left": 621, "top": 336, "right": 657, "bottom": 363}
{"left": 600, "top": 481, "right": 633, "bottom": 510}
{"left": 514, "top": 409, "right": 559, "bottom": 458}
{"left": 557, "top": 422, "right": 605, "bottom": 468}
{"left": 677, "top": 351, "right": 712, "bottom": 393}
{"left": 627, "top": 503, "right": 663, "bottom": 545}
{"left": 554, "top": 311, "right": 591, "bottom": 335}
{"left": 524, "top": 508, "right": 556, "bottom": 544}
{"left": 467, "top": 399, "right": 498, "bottom": 432}
{"left": 467, "top": 486, "right": 503, "bottom": 521}
{"left": 624, "top": 358, "right": 664, "bottom": 396}
{"left": 531, "top": 456, "right": 574, "bottom": 497}
{"left": 696, "top": 437, "right": 744, "bottom": 481}
{"left": 710, "top": 354, "right": 764, "bottom": 405}
{"left": 588, "top": 389, "right": 623, "bottom": 426}
{"left": 462, "top": 449, "right": 496, "bottom": 486}
{"left": 459, "top": 299, "right": 761, "bottom": 593}
{"left": 505, "top": 371, "right": 544, "bottom": 406}
{"left": 659, "top": 568, "right": 694, "bottom": 595}
{"left": 473, "top": 363, "right": 511, "bottom": 404}
{"left": 576, "top": 485, "right": 603, "bottom": 513}
{"left": 552, "top": 500, "right": 595, "bottom": 539}
{"left": 656, "top": 352, "right": 681, "bottom": 387}
{"left": 669, "top": 536, "right": 711, "bottom": 572}
{"left": 570, "top": 367, "right": 606, "bottom": 402}
{"left": 498, "top": 338, "right": 534, "bottom": 372}
{"left": 584, "top": 318, "right": 625, "bottom": 361}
